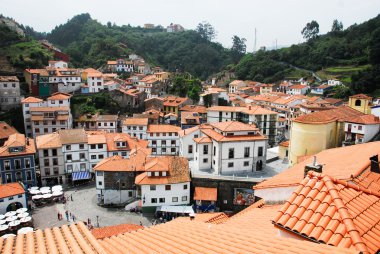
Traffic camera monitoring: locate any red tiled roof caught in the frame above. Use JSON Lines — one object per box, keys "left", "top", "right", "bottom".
{"left": 254, "top": 141, "right": 380, "bottom": 190}
{"left": 179, "top": 105, "right": 207, "bottom": 114}
{"left": 273, "top": 171, "right": 380, "bottom": 254}
{"left": 123, "top": 118, "right": 148, "bottom": 126}
{"left": 193, "top": 187, "right": 217, "bottom": 201}
{"left": 91, "top": 224, "right": 143, "bottom": 239}
{"left": 279, "top": 140, "right": 289, "bottom": 147}
{"left": 211, "top": 121, "right": 258, "bottom": 132}
{"left": 47, "top": 92, "right": 71, "bottom": 100}
{"left": 294, "top": 106, "right": 364, "bottom": 124}
{"left": 345, "top": 115, "right": 380, "bottom": 125}
{"left": 147, "top": 124, "right": 181, "bottom": 133}
{"left": 350, "top": 94, "right": 372, "bottom": 100}
{"left": 21, "top": 96, "right": 43, "bottom": 103}
{"left": 0, "top": 134, "right": 36, "bottom": 157}
{"left": 0, "top": 182, "right": 25, "bottom": 199}
{"left": 193, "top": 136, "right": 212, "bottom": 143}
{"left": 0, "top": 122, "right": 18, "bottom": 140}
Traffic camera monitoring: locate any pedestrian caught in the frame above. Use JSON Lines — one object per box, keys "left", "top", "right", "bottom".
{"left": 65, "top": 211, "right": 69, "bottom": 221}
{"left": 72, "top": 214, "right": 76, "bottom": 222}
{"left": 57, "top": 212, "right": 60, "bottom": 221}
{"left": 69, "top": 212, "right": 72, "bottom": 218}
{"left": 139, "top": 221, "right": 143, "bottom": 226}
{"left": 71, "top": 195, "right": 73, "bottom": 201}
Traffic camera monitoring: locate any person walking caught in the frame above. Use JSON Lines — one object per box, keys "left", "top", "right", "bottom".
{"left": 72, "top": 214, "right": 76, "bottom": 222}
{"left": 65, "top": 211, "right": 69, "bottom": 221}
{"left": 71, "top": 195, "right": 73, "bottom": 201}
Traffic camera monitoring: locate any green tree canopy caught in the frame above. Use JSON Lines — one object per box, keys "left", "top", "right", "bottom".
{"left": 196, "top": 21, "right": 217, "bottom": 41}
{"left": 331, "top": 19, "right": 343, "bottom": 33}
{"left": 301, "top": 20, "right": 319, "bottom": 40}
{"left": 231, "top": 35, "right": 247, "bottom": 63}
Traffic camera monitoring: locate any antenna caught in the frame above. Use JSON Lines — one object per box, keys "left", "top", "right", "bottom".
{"left": 253, "top": 28, "right": 257, "bottom": 53}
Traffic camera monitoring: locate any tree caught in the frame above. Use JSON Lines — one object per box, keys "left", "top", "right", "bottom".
{"left": 301, "top": 20, "right": 319, "bottom": 40}
{"left": 332, "top": 85, "right": 351, "bottom": 99}
{"left": 231, "top": 35, "right": 247, "bottom": 63}
{"left": 331, "top": 19, "right": 343, "bottom": 33}
{"left": 196, "top": 21, "right": 217, "bottom": 41}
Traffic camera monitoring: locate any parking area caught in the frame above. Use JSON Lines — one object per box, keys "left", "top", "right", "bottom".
{"left": 32, "top": 184, "right": 154, "bottom": 230}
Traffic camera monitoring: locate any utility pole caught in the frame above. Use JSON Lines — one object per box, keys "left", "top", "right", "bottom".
{"left": 253, "top": 28, "right": 257, "bottom": 53}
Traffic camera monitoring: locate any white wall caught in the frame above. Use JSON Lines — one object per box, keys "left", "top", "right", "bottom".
{"left": 104, "top": 189, "right": 135, "bottom": 205}
{"left": 0, "top": 194, "right": 27, "bottom": 214}
{"left": 147, "top": 132, "right": 179, "bottom": 156}
{"left": 123, "top": 125, "right": 147, "bottom": 139}
{"left": 141, "top": 182, "right": 190, "bottom": 207}
{"left": 363, "top": 124, "right": 380, "bottom": 142}
{"left": 254, "top": 186, "right": 296, "bottom": 203}
{"left": 179, "top": 129, "right": 201, "bottom": 159}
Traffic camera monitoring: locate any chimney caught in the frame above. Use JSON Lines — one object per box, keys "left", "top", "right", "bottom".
{"left": 304, "top": 156, "right": 323, "bottom": 177}
{"left": 249, "top": 106, "right": 252, "bottom": 110}
{"left": 370, "top": 155, "right": 380, "bottom": 173}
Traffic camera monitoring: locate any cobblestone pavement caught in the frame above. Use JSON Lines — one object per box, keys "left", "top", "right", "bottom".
{"left": 32, "top": 184, "right": 154, "bottom": 230}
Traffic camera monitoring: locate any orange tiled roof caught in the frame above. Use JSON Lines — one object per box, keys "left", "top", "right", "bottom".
{"left": 0, "top": 134, "right": 36, "bottom": 157}
{"left": 254, "top": 141, "right": 380, "bottom": 190}
{"left": 178, "top": 125, "right": 200, "bottom": 137}
{"left": 163, "top": 96, "right": 189, "bottom": 107}
{"left": 91, "top": 224, "right": 143, "bottom": 239}
{"left": 279, "top": 140, "right": 289, "bottom": 147}
{"left": 123, "top": 118, "right": 149, "bottom": 126}
{"left": 0, "top": 182, "right": 25, "bottom": 199}
{"left": 273, "top": 171, "right": 380, "bottom": 254}
{"left": 97, "top": 212, "right": 356, "bottom": 254}
{"left": 289, "top": 84, "right": 307, "bottom": 90}
{"left": 0, "top": 122, "right": 18, "bottom": 140}
{"left": 201, "top": 128, "right": 266, "bottom": 143}
{"left": 293, "top": 106, "right": 364, "bottom": 124}
{"left": 193, "top": 136, "right": 212, "bottom": 143}
{"left": 87, "top": 134, "right": 106, "bottom": 144}
{"left": 47, "top": 92, "right": 71, "bottom": 100}
{"left": 345, "top": 115, "right": 380, "bottom": 125}
{"left": 107, "top": 60, "right": 117, "bottom": 65}
{"left": 180, "top": 105, "right": 207, "bottom": 114}
{"left": 29, "top": 106, "right": 70, "bottom": 112}
{"left": 193, "top": 212, "right": 229, "bottom": 224}
{"left": 211, "top": 121, "right": 258, "bottom": 132}
{"left": 21, "top": 96, "right": 43, "bottom": 103}
{"left": 147, "top": 124, "right": 181, "bottom": 133}
{"left": 35, "top": 132, "right": 62, "bottom": 149}
{"left": 193, "top": 187, "right": 217, "bottom": 201}
{"left": 0, "top": 221, "right": 107, "bottom": 254}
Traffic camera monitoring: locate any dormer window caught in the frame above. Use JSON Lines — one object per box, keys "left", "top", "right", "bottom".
{"left": 226, "top": 133, "right": 234, "bottom": 136}
{"left": 162, "top": 171, "right": 167, "bottom": 176}
{"left": 116, "top": 141, "right": 126, "bottom": 148}
{"left": 154, "top": 172, "right": 159, "bottom": 176}
{"left": 9, "top": 147, "right": 23, "bottom": 153}
{"left": 147, "top": 172, "right": 152, "bottom": 176}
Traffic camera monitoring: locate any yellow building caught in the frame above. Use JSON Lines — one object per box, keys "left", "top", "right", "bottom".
{"left": 278, "top": 141, "right": 289, "bottom": 160}
{"left": 154, "top": 72, "right": 170, "bottom": 82}
{"left": 259, "top": 84, "right": 276, "bottom": 94}
{"left": 289, "top": 106, "right": 364, "bottom": 165}
{"left": 348, "top": 94, "right": 372, "bottom": 114}
{"left": 163, "top": 96, "right": 190, "bottom": 115}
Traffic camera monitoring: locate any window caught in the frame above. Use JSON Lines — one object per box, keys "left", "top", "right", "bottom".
{"left": 4, "top": 161, "right": 10, "bottom": 170}
{"left": 181, "top": 196, "right": 187, "bottom": 201}
{"left": 59, "top": 100, "right": 63, "bottom": 104}
{"left": 98, "top": 181, "right": 102, "bottom": 186}
{"left": 358, "top": 125, "right": 363, "bottom": 131}
{"left": 188, "top": 145, "right": 193, "bottom": 154}
{"left": 80, "top": 163, "right": 86, "bottom": 170}
{"left": 203, "top": 145, "right": 208, "bottom": 155}
{"left": 91, "top": 155, "right": 96, "bottom": 160}
{"left": 171, "top": 140, "right": 176, "bottom": 145}
{"left": 98, "top": 123, "right": 102, "bottom": 127}
{"left": 228, "top": 148, "right": 234, "bottom": 159}
{"left": 150, "top": 185, "right": 156, "bottom": 190}
{"left": 52, "top": 120, "right": 56, "bottom": 125}
{"left": 43, "top": 149, "right": 49, "bottom": 157}
{"left": 194, "top": 134, "right": 199, "bottom": 138}
{"left": 258, "top": 147, "right": 264, "bottom": 157}
{"left": 171, "top": 148, "right": 176, "bottom": 153}
{"left": 45, "top": 168, "right": 51, "bottom": 176}
{"left": 5, "top": 173, "right": 12, "bottom": 183}
{"left": 121, "top": 151, "right": 127, "bottom": 156}
{"left": 44, "top": 159, "right": 50, "bottom": 166}
{"left": 165, "top": 185, "right": 171, "bottom": 191}
{"left": 159, "top": 198, "right": 165, "bottom": 203}
{"left": 172, "top": 197, "right": 178, "bottom": 202}
{"left": 355, "top": 99, "right": 361, "bottom": 107}
{"left": 228, "top": 162, "right": 234, "bottom": 168}
{"left": 66, "top": 154, "right": 72, "bottom": 161}
{"left": 183, "top": 184, "right": 188, "bottom": 190}
{"left": 244, "top": 161, "right": 249, "bottom": 166}
{"left": 26, "top": 171, "right": 32, "bottom": 181}
{"left": 163, "top": 133, "right": 166, "bottom": 136}
{"left": 244, "top": 147, "right": 250, "bottom": 158}
{"left": 213, "top": 146, "right": 216, "bottom": 156}
{"left": 151, "top": 198, "right": 157, "bottom": 203}
{"left": 25, "top": 158, "right": 31, "bottom": 168}
{"left": 60, "top": 121, "right": 65, "bottom": 125}
{"left": 66, "top": 165, "right": 73, "bottom": 172}
{"left": 35, "top": 128, "right": 40, "bottom": 133}
{"left": 34, "top": 121, "right": 39, "bottom": 125}
{"left": 52, "top": 149, "right": 57, "bottom": 156}
{"left": 90, "top": 144, "right": 96, "bottom": 149}
{"left": 66, "top": 145, "right": 71, "bottom": 150}
{"left": 79, "top": 144, "right": 85, "bottom": 149}
{"left": 15, "top": 159, "right": 21, "bottom": 169}
{"left": 152, "top": 148, "right": 157, "bottom": 153}
{"left": 53, "top": 167, "right": 59, "bottom": 175}
{"left": 162, "top": 141, "right": 166, "bottom": 145}
{"left": 98, "top": 144, "right": 103, "bottom": 149}
{"left": 53, "top": 158, "right": 58, "bottom": 166}
{"left": 80, "top": 153, "right": 86, "bottom": 159}
{"left": 203, "top": 158, "right": 208, "bottom": 163}
{"left": 96, "top": 171, "right": 103, "bottom": 176}
{"left": 162, "top": 148, "right": 166, "bottom": 153}
{"left": 98, "top": 154, "right": 104, "bottom": 159}
{"left": 152, "top": 141, "right": 157, "bottom": 145}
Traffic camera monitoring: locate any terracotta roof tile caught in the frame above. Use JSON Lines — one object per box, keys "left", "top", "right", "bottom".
{"left": 254, "top": 141, "right": 380, "bottom": 190}
{"left": 179, "top": 105, "right": 207, "bottom": 114}
{"left": 193, "top": 136, "right": 212, "bottom": 143}
{"left": 47, "top": 92, "right": 72, "bottom": 100}
{"left": 147, "top": 124, "right": 181, "bottom": 133}
{"left": 36, "top": 132, "right": 62, "bottom": 149}
{"left": 0, "top": 182, "right": 24, "bottom": 199}
{"left": 162, "top": 96, "right": 189, "bottom": 107}
{"left": 193, "top": 187, "right": 217, "bottom": 201}
{"left": 0, "top": 134, "right": 36, "bottom": 157}
{"left": 273, "top": 171, "right": 380, "bottom": 254}
{"left": 294, "top": 106, "right": 364, "bottom": 124}
{"left": 279, "top": 140, "right": 289, "bottom": 147}
{"left": 0, "top": 122, "right": 18, "bottom": 140}
{"left": 345, "top": 115, "right": 380, "bottom": 125}
{"left": 123, "top": 118, "right": 148, "bottom": 126}
{"left": 193, "top": 212, "right": 229, "bottom": 224}
{"left": 350, "top": 94, "right": 372, "bottom": 100}
{"left": 210, "top": 121, "right": 258, "bottom": 132}
{"left": 21, "top": 97, "right": 43, "bottom": 103}
{"left": 91, "top": 224, "right": 143, "bottom": 239}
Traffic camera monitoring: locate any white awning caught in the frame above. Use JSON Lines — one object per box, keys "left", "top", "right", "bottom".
{"left": 156, "top": 206, "right": 194, "bottom": 215}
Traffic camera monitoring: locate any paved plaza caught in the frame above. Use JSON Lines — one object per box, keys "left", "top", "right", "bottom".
{"left": 32, "top": 184, "right": 154, "bottom": 231}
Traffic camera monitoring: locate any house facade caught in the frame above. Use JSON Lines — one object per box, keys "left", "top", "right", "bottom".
{"left": 0, "top": 183, "right": 27, "bottom": 214}
{"left": 0, "top": 134, "right": 36, "bottom": 187}
{"left": 0, "top": 76, "right": 21, "bottom": 110}
{"left": 147, "top": 125, "right": 181, "bottom": 156}
{"left": 122, "top": 118, "right": 148, "bottom": 140}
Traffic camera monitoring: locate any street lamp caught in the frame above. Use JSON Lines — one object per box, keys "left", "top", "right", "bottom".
{"left": 96, "top": 215, "right": 99, "bottom": 227}
{"left": 116, "top": 179, "right": 121, "bottom": 204}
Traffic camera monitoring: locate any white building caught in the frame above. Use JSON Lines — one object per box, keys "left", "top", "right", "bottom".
{"left": 179, "top": 125, "right": 206, "bottom": 160}
{"left": 286, "top": 85, "right": 308, "bottom": 95}
{"left": 344, "top": 115, "right": 380, "bottom": 145}
{"left": 47, "top": 68, "right": 82, "bottom": 94}
{"left": 48, "top": 60, "right": 68, "bottom": 68}
{"left": 122, "top": 118, "right": 148, "bottom": 140}
{"left": 0, "top": 183, "right": 27, "bottom": 214}
{"left": 96, "top": 115, "right": 118, "bottom": 133}
{"left": 88, "top": 133, "right": 108, "bottom": 170}
{"left": 192, "top": 121, "right": 267, "bottom": 175}
{"left": 85, "top": 68, "right": 104, "bottom": 93}
{"left": 21, "top": 92, "right": 73, "bottom": 138}
{"left": 116, "top": 59, "right": 134, "bottom": 72}
{"left": 327, "top": 79, "right": 342, "bottom": 86}
{"left": 0, "top": 76, "right": 21, "bottom": 111}
{"left": 135, "top": 156, "right": 191, "bottom": 212}
{"left": 229, "top": 80, "right": 246, "bottom": 93}
{"left": 147, "top": 125, "right": 181, "bottom": 156}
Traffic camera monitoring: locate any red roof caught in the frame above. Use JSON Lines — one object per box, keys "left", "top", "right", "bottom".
{"left": 0, "top": 182, "right": 25, "bottom": 199}
{"left": 345, "top": 115, "right": 380, "bottom": 125}
{"left": 294, "top": 106, "right": 364, "bottom": 124}
{"left": 0, "top": 122, "right": 18, "bottom": 140}
{"left": 273, "top": 171, "right": 380, "bottom": 254}
{"left": 193, "top": 187, "right": 217, "bottom": 201}
{"left": 91, "top": 224, "right": 143, "bottom": 239}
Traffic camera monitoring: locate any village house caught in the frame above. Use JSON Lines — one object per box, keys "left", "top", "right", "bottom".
{"left": 179, "top": 125, "right": 206, "bottom": 160}
{"left": 162, "top": 96, "right": 190, "bottom": 115}
{"left": 21, "top": 92, "right": 73, "bottom": 137}
{"left": 348, "top": 93, "right": 372, "bottom": 114}
{"left": 87, "top": 133, "right": 108, "bottom": 170}
{"left": 75, "top": 114, "right": 118, "bottom": 133}
{"left": 111, "top": 88, "right": 146, "bottom": 109}
{"left": 310, "top": 84, "right": 333, "bottom": 95}
{"left": 0, "top": 122, "right": 18, "bottom": 146}
{"left": 199, "top": 86, "right": 229, "bottom": 106}
{"left": 47, "top": 67, "right": 83, "bottom": 94}
{"left": 48, "top": 60, "right": 68, "bottom": 68}
{"left": 122, "top": 118, "right": 148, "bottom": 139}
{"left": 147, "top": 124, "right": 181, "bottom": 156}
{"left": 179, "top": 105, "right": 207, "bottom": 123}
{"left": 180, "top": 111, "right": 201, "bottom": 129}
{"left": 137, "top": 75, "right": 165, "bottom": 98}
{"left": 259, "top": 84, "right": 277, "bottom": 94}
{"left": 0, "top": 134, "right": 36, "bottom": 187}
{"left": 82, "top": 68, "right": 104, "bottom": 93}
{"left": 135, "top": 156, "right": 190, "bottom": 213}
{"left": 193, "top": 187, "right": 218, "bottom": 212}
{"left": 207, "top": 105, "right": 279, "bottom": 146}
{"left": 192, "top": 121, "right": 267, "bottom": 174}
{"left": 229, "top": 80, "right": 246, "bottom": 93}
{"left": 154, "top": 72, "right": 170, "bottom": 82}
{"left": 0, "top": 76, "right": 21, "bottom": 110}
{"left": 286, "top": 84, "right": 308, "bottom": 95}
{"left": 343, "top": 115, "right": 380, "bottom": 145}
{"left": 115, "top": 59, "right": 134, "bottom": 72}
{"left": 106, "top": 60, "right": 117, "bottom": 72}
{"left": 0, "top": 182, "right": 27, "bottom": 214}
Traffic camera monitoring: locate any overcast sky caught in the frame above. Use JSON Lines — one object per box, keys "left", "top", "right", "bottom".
{"left": 1, "top": 0, "right": 380, "bottom": 50}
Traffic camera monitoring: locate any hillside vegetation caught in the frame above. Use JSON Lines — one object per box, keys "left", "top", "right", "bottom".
{"left": 235, "top": 14, "right": 380, "bottom": 93}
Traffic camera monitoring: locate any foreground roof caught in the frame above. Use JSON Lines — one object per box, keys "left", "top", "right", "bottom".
{"left": 274, "top": 171, "right": 380, "bottom": 254}
{"left": 254, "top": 141, "right": 380, "bottom": 190}
{"left": 91, "top": 224, "right": 143, "bottom": 239}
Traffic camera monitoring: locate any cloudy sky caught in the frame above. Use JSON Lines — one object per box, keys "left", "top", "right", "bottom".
{"left": 1, "top": 0, "right": 379, "bottom": 50}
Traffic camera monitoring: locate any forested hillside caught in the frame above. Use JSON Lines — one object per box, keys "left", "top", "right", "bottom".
{"left": 235, "top": 14, "right": 380, "bottom": 93}
{"left": 43, "top": 14, "right": 234, "bottom": 79}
